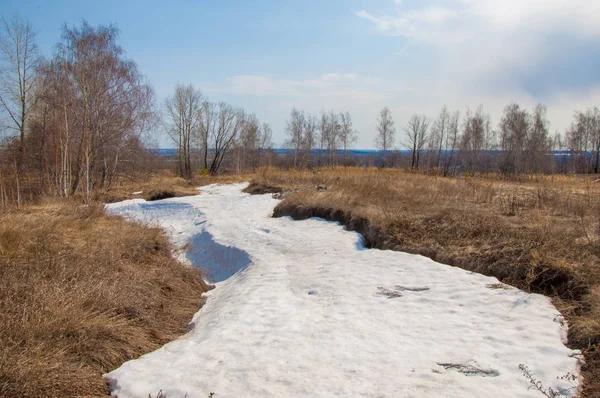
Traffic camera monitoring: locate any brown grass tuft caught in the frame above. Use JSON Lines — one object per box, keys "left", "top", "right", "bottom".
{"left": 0, "top": 200, "right": 210, "bottom": 397}
{"left": 242, "top": 181, "right": 283, "bottom": 195}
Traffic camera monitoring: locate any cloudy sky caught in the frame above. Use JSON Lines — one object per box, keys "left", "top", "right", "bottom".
{"left": 2, "top": 0, "right": 599, "bottom": 148}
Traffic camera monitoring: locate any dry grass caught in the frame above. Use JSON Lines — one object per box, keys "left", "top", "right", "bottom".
{"left": 250, "top": 166, "right": 600, "bottom": 397}
{"left": 0, "top": 200, "right": 210, "bottom": 397}
{"left": 94, "top": 170, "right": 249, "bottom": 204}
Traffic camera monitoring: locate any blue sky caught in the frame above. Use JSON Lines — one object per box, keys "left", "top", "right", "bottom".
{"left": 2, "top": 0, "right": 600, "bottom": 148}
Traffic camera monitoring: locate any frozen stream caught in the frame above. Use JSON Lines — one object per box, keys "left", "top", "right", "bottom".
{"left": 104, "top": 183, "right": 581, "bottom": 398}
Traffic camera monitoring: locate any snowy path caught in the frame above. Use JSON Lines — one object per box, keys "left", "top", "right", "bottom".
{"left": 105, "top": 184, "right": 581, "bottom": 398}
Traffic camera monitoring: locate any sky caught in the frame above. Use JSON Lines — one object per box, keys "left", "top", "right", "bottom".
{"left": 1, "top": 0, "right": 600, "bottom": 149}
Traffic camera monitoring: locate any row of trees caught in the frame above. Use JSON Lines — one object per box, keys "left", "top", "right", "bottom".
{"left": 0, "top": 18, "right": 155, "bottom": 205}
{"left": 282, "top": 103, "right": 599, "bottom": 175}
{"left": 284, "top": 108, "right": 358, "bottom": 168}
{"left": 367, "top": 104, "right": 597, "bottom": 175}
{"left": 0, "top": 17, "right": 273, "bottom": 207}
{"left": 163, "top": 84, "right": 273, "bottom": 178}
{"left": 2, "top": 17, "right": 600, "bottom": 207}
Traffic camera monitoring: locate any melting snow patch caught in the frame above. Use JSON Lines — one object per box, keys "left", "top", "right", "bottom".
{"left": 104, "top": 183, "right": 582, "bottom": 398}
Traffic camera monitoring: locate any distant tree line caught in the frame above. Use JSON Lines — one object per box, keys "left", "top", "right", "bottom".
{"left": 283, "top": 108, "right": 358, "bottom": 169}
{"left": 2, "top": 16, "right": 600, "bottom": 208}
{"left": 283, "top": 103, "right": 600, "bottom": 176}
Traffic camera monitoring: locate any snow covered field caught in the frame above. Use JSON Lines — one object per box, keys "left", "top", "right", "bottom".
{"left": 104, "top": 183, "right": 581, "bottom": 398}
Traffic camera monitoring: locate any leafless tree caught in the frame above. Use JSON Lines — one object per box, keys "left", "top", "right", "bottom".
{"left": 567, "top": 108, "right": 600, "bottom": 173}
{"left": 0, "top": 15, "right": 39, "bottom": 205}
{"left": 164, "top": 83, "right": 202, "bottom": 179}
{"left": 499, "top": 102, "right": 530, "bottom": 175}
{"left": 318, "top": 111, "right": 328, "bottom": 168}
{"left": 285, "top": 108, "right": 305, "bottom": 169}
{"left": 339, "top": 111, "right": 358, "bottom": 165}
{"left": 526, "top": 104, "right": 551, "bottom": 173}
{"left": 199, "top": 100, "right": 217, "bottom": 172}
{"left": 461, "top": 106, "right": 492, "bottom": 173}
{"left": 404, "top": 114, "right": 429, "bottom": 170}
{"left": 429, "top": 106, "right": 449, "bottom": 169}
{"left": 442, "top": 110, "right": 460, "bottom": 176}
{"left": 324, "top": 110, "right": 340, "bottom": 166}
{"left": 302, "top": 114, "right": 318, "bottom": 168}
{"left": 234, "top": 113, "right": 260, "bottom": 172}
{"left": 374, "top": 106, "right": 395, "bottom": 166}
{"left": 209, "top": 103, "right": 243, "bottom": 175}
{"left": 55, "top": 22, "right": 154, "bottom": 200}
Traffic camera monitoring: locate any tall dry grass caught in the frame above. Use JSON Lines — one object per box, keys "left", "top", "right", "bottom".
{"left": 0, "top": 200, "right": 210, "bottom": 397}
{"left": 251, "top": 166, "right": 600, "bottom": 397}
{"left": 92, "top": 169, "right": 250, "bottom": 204}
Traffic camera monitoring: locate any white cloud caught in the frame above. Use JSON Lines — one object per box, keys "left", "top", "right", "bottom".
{"left": 357, "top": 0, "right": 600, "bottom": 96}
{"left": 356, "top": 7, "right": 461, "bottom": 42}
{"left": 461, "top": 0, "right": 600, "bottom": 37}
{"left": 224, "top": 74, "right": 375, "bottom": 100}
{"left": 201, "top": 1, "right": 600, "bottom": 149}
{"left": 321, "top": 73, "right": 358, "bottom": 82}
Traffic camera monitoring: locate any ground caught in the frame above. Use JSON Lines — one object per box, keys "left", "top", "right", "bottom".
{"left": 104, "top": 183, "right": 581, "bottom": 398}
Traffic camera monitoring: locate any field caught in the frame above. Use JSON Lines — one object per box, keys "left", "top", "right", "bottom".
{"left": 1, "top": 168, "right": 599, "bottom": 396}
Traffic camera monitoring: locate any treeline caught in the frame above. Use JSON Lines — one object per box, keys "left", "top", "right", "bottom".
{"left": 0, "top": 18, "right": 274, "bottom": 207}
{"left": 163, "top": 84, "right": 274, "bottom": 178}
{"left": 284, "top": 108, "right": 358, "bottom": 168}
{"left": 2, "top": 17, "right": 600, "bottom": 208}
{"left": 282, "top": 104, "right": 600, "bottom": 175}
{"left": 0, "top": 19, "right": 157, "bottom": 206}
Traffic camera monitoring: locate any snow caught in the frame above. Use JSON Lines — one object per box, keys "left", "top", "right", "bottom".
{"left": 104, "top": 183, "right": 582, "bottom": 398}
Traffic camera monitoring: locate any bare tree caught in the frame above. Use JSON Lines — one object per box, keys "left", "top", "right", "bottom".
{"left": 209, "top": 103, "right": 242, "bottom": 175}
{"left": 55, "top": 22, "right": 154, "bottom": 199}
{"left": 568, "top": 108, "right": 600, "bottom": 174}
{"left": 235, "top": 113, "right": 260, "bottom": 172}
{"left": 429, "top": 106, "right": 449, "bottom": 169}
{"left": 285, "top": 108, "right": 304, "bottom": 169}
{"left": 339, "top": 111, "right": 358, "bottom": 165}
{"left": 318, "top": 111, "right": 328, "bottom": 168}
{"left": 499, "top": 102, "right": 530, "bottom": 175}
{"left": 404, "top": 114, "right": 430, "bottom": 170}
{"left": 460, "top": 106, "right": 492, "bottom": 173}
{"left": 164, "top": 83, "right": 202, "bottom": 178}
{"left": 0, "top": 15, "right": 39, "bottom": 205}
{"left": 325, "top": 110, "right": 340, "bottom": 166}
{"left": 374, "top": 106, "right": 395, "bottom": 166}
{"left": 199, "top": 100, "right": 217, "bottom": 172}
{"left": 302, "top": 114, "right": 318, "bottom": 168}
{"left": 526, "top": 104, "right": 551, "bottom": 173}
{"left": 259, "top": 122, "right": 274, "bottom": 167}
{"left": 443, "top": 110, "right": 460, "bottom": 176}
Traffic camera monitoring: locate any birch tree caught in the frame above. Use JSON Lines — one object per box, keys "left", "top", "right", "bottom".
{"left": 404, "top": 114, "right": 429, "bottom": 170}
{"left": 374, "top": 106, "right": 395, "bottom": 166}
{"left": 285, "top": 108, "right": 304, "bottom": 169}
{"left": 0, "top": 15, "right": 39, "bottom": 205}
{"left": 165, "top": 83, "right": 202, "bottom": 179}
{"left": 339, "top": 111, "right": 358, "bottom": 165}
